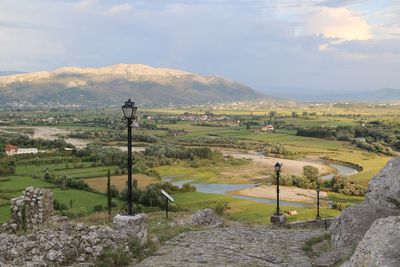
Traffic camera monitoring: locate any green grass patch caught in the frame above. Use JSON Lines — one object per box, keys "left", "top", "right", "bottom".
{"left": 173, "top": 192, "right": 339, "bottom": 225}
{"left": 0, "top": 176, "right": 56, "bottom": 192}
{"left": 0, "top": 205, "right": 10, "bottom": 224}
{"left": 328, "top": 192, "right": 365, "bottom": 204}
{"left": 52, "top": 188, "right": 120, "bottom": 213}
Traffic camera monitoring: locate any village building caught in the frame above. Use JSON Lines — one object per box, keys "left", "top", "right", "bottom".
{"left": 260, "top": 124, "right": 274, "bottom": 132}
{"left": 5, "top": 144, "right": 38, "bottom": 156}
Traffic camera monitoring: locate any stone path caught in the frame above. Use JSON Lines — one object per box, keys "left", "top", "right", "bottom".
{"left": 137, "top": 226, "right": 324, "bottom": 267}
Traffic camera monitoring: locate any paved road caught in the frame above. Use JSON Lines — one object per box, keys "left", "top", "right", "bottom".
{"left": 137, "top": 226, "right": 324, "bottom": 267}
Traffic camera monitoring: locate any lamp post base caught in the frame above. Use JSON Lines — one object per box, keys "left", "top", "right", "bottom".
{"left": 270, "top": 214, "right": 287, "bottom": 226}
{"left": 113, "top": 213, "right": 148, "bottom": 244}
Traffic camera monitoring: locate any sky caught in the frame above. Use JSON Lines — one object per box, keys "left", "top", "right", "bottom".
{"left": 1, "top": 0, "right": 400, "bottom": 95}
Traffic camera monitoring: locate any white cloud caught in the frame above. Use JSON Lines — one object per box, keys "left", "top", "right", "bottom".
{"left": 303, "top": 7, "right": 372, "bottom": 41}
{"left": 75, "top": 0, "right": 98, "bottom": 11}
{"left": 106, "top": 3, "right": 133, "bottom": 16}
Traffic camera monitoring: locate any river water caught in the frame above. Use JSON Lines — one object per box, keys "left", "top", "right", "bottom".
{"left": 163, "top": 161, "right": 359, "bottom": 207}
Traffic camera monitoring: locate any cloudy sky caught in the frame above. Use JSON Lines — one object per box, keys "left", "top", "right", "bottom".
{"left": 1, "top": 0, "right": 400, "bottom": 95}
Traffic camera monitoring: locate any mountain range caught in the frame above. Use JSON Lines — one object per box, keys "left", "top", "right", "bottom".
{"left": 269, "top": 87, "right": 400, "bottom": 103}
{"left": 0, "top": 64, "right": 271, "bottom": 106}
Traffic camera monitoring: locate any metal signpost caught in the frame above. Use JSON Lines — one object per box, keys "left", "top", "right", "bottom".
{"left": 161, "top": 189, "right": 174, "bottom": 219}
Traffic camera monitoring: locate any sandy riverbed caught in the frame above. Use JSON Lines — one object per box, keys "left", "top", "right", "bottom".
{"left": 225, "top": 150, "right": 333, "bottom": 176}
{"left": 1, "top": 126, "right": 93, "bottom": 149}
{"left": 230, "top": 185, "right": 328, "bottom": 204}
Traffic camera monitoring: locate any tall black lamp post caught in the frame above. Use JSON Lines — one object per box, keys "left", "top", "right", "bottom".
{"left": 121, "top": 98, "right": 138, "bottom": 216}
{"left": 316, "top": 184, "right": 321, "bottom": 220}
{"left": 274, "top": 162, "right": 282, "bottom": 215}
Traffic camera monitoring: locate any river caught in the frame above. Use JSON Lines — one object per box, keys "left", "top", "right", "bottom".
{"left": 163, "top": 157, "right": 359, "bottom": 207}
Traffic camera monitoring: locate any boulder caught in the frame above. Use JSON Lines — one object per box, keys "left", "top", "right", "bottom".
{"left": 181, "top": 209, "right": 223, "bottom": 228}
{"left": 329, "top": 158, "right": 400, "bottom": 248}
{"left": 342, "top": 216, "right": 400, "bottom": 267}
{"left": 113, "top": 213, "right": 148, "bottom": 244}
{"left": 330, "top": 203, "right": 397, "bottom": 248}
{"left": 366, "top": 158, "right": 400, "bottom": 209}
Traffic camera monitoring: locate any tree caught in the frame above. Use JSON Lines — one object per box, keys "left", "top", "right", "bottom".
{"left": 303, "top": 165, "right": 319, "bottom": 183}
{"left": 107, "top": 169, "right": 112, "bottom": 223}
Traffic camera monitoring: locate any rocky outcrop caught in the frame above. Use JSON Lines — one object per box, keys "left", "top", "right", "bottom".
{"left": 329, "top": 158, "right": 400, "bottom": 248}
{"left": 137, "top": 226, "right": 323, "bottom": 267}
{"left": 0, "top": 187, "right": 149, "bottom": 266}
{"left": 342, "top": 216, "right": 400, "bottom": 267}
{"left": 0, "top": 220, "right": 127, "bottom": 266}
{"left": 180, "top": 209, "right": 224, "bottom": 228}
{"left": 366, "top": 158, "right": 400, "bottom": 209}
{"left": 330, "top": 203, "right": 396, "bottom": 248}
{"left": 8, "top": 187, "right": 53, "bottom": 231}
{"left": 113, "top": 214, "right": 148, "bottom": 244}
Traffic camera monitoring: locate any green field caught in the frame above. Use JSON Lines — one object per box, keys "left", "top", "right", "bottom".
{"left": 173, "top": 192, "right": 340, "bottom": 225}
{"left": 16, "top": 164, "right": 117, "bottom": 180}
{"left": 161, "top": 121, "right": 390, "bottom": 185}
{"left": 0, "top": 174, "right": 120, "bottom": 224}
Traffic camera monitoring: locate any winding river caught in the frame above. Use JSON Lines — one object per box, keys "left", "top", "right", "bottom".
{"left": 163, "top": 159, "right": 359, "bottom": 207}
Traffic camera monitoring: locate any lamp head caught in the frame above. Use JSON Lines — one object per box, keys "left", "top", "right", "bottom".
{"left": 122, "top": 98, "right": 138, "bottom": 119}
{"left": 274, "top": 162, "right": 282, "bottom": 172}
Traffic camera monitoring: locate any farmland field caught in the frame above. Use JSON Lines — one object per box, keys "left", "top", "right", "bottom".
{"left": 85, "top": 173, "right": 157, "bottom": 192}
{"left": 0, "top": 103, "right": 398, "bottom": 225}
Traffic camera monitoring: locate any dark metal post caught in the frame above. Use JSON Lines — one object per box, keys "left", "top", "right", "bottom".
{"left": 276, "top": 170, "right": 280, "bottom": 215}
{"left": 165, "top": 198, "right": 169, "bottom": 219}
{"left": 127, "top": 117, "right": 133, "bottom": 216}
{"left": 317, "top": 185, "right": 320, "bottom": 220}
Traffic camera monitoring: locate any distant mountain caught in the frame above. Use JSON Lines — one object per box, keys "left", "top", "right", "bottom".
{"left": 269, "top": 87, "right": 400, "bottom": 103}
{"left": 0, "top": 64, "right": 273, "bottom": 106}
{"left": 0, "top": 71, "right": 25, "bottom": 76}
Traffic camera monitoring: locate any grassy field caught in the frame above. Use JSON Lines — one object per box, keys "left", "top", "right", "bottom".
{"left": 0, "top": 175, "right": 57, "bottom": 192}
{"left": 0, "top": 174, "right": 122, "bottom": 224}
{"left": 16, "top": 164, "right": 118, "bottom": 180}
{"left": 173, "top": 192, "right": 340, "bottom": 225}
{"left": 84, "top": 173, "right": 158, "bottom": 192}
{"left": 52, "top": 188, "right": 121, "bottom": 212}
{"left": 160, "top": 121, "right": 390, "bottom": 185}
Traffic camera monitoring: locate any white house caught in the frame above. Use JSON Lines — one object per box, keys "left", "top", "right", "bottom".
{"left": 5, "top": 145, "right": 38, "bottom": 156}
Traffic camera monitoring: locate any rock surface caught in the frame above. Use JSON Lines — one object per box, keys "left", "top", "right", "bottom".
{"left": 329, "top": 203, "right": 396, "bottom": 248}
{"left": 7, "top": 187, "right": 53, "bottom": 231}
{"left": 180, "top": 208, "right": 224, "bottom": 228}
{"left": 329, "top": 158, "right": 400, "bottom": 248}
{"left": 137, "top": 226, "right": 324, "bottom": 267}
{"left": 366, "top": 158, "right": 400, "bottom": 209}
{"left": 342, "top": 216, "right": 400, "bottom": 267}
{"left": 0, "top": 215, "right": 148, "bottom": 266}
{"left": 113, "top": 214, "right": 148, "bottom": 244}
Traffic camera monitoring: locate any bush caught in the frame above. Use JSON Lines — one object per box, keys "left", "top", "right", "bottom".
{"left": 53, "top": 199, "right": 68, "bottom": 211}
{"left": 93, "top": 205, "right": 104, "bottom": 212}
{"left": 332, "top": 202, "right": 351, "bottom": 210}
{"left": 203, "top": 201, "right": 229, "bottom": 216}
{"left": 180, "top": 183, "right": 197, "bottom": 192}
{"left": 331, "top": 175, "right": 366, "bottom": 196}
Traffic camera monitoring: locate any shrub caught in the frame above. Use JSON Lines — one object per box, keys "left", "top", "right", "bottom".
{"left": 93, "top": 205, "right": 104, "bottom": 212}
{"left": 180, "top": 183, "right": 197, "bottom": 192}
{"left": 331, "top": 175, "right": 366, "bottom": 196}
{"left": 332, "top": 202, "right": 351, "bottom": 210}
{"left": 53, "top": 199, "right": 68, "bottom": 211}
{"left": 204, "top": 201, "right": 229, "bottom": 216}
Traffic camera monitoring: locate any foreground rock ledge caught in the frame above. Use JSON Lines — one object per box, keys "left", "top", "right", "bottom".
{"left": 329, "top": 157, "right": 400, "bottom": 248}
{"left": 137, "top": 226, "right": 324, "bottom": 267}
{"left": 113, "top": 213, "right": 148, "bottom": 244}
{"left": 342, "top": 215, "right": 400, "bottom": 267}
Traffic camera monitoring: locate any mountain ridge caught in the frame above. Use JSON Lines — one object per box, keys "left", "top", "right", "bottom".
{"left": 0, "top": 64, "right": 273, "bottom": 106}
